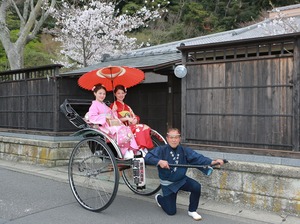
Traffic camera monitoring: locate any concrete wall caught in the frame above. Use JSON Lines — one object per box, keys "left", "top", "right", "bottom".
{"left": 0, "top": 134, "right": 299, "bottom": 216}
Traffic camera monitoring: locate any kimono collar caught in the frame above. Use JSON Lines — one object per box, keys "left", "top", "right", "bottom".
{"left": 169, "top": 145, "right": 178, "bottom": 151}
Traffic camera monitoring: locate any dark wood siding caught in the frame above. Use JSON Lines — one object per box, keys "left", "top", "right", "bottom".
{"left": 179, "top": 34, "right": 300, "bottom": 152}
{"left": 184, "top": 56, "right": 294, "bottom": 150}
{"left": 171, "top": 75, "right": 182, "bottom": 130}
{"left": 0, "top": 65, "right": 63, "bottom": 133}
{"left": 57, "top": 77, "right": 94, "bottom": 132}
{"left": 125, "top": 83, "right": 168, "bottom": 135}
{"left": 0, "top": 65, "right": 168, "bottom": 135}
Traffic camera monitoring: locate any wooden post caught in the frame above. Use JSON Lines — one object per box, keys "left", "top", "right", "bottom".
{"left": 292, "top": 37, "right": 300, "bottom": 151}
{"left": 167, "top": 72, "right": 173, "bottom": 129}
{"left": 53, "top": 65, "right": 60, "bottom": 133}
{"left": 181, "top": 52, "right": 188, "bottom": 142}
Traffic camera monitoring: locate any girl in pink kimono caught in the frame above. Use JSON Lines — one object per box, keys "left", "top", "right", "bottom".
{"left": 87, "top": 84, "right": 139, "bottom": 159}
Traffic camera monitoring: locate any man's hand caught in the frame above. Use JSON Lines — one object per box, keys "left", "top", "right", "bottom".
{"left": 211, "top": 159, "right": 225, "bottom": 167}
{"left": 157, "top": 160, "right": 170, "bottom": 169}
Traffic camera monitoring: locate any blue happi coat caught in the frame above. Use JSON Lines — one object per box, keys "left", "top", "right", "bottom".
{"left": 145, "top": 144, "right": 212, "bottom": 196}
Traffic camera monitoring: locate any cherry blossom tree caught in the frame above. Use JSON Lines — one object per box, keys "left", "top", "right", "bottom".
{"left": 258, "top": 7, "right": 300, "bottom": 35}
{"left": 0, "top": 0, "right": 56, "bottom": 70}
{"left": 49, "top": 0, "right": 168, "bottom": 68}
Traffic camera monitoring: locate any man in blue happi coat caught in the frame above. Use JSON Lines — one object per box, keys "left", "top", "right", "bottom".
{"left": 144, "top": 128, "right": 225, "bottom": 221}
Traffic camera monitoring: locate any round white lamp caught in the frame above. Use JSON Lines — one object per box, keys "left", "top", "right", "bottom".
{"left": 174, "top": 65, "right": 187, "bottom": 78}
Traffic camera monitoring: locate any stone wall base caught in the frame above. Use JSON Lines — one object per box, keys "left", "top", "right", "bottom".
{"left": 187, "top": 161, "right": 300, "bottom": 217}
{"left": 0, "top": 136, "right": 77, "bottom": 167}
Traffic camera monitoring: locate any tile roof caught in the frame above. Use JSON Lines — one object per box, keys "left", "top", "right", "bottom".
{"left": 270, "top": 3, "right": 300, "bottom": 11}
{"left": 61, "top": 51, "right": 181, "bottom": 75}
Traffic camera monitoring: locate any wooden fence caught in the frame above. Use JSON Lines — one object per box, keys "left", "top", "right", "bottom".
{"left": 0, "top": 64, "right": 168, "bottom": 135}
{"left": 179, "top": 33, "right": 300, "bottom": 152}
{"left": 0, "top": 64, "right": 91, "bottom": 134}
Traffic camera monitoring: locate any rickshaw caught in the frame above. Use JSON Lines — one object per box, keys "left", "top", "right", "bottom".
{"left": 60, "top": 99, "right": 228, "bottom": 212}
{"left": 60, "top": 99, "right": 167, "bottom": 212}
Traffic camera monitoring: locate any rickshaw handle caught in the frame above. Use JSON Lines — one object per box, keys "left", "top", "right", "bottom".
{"left": 168, "top": 159, "right": 228, "bottom": 169}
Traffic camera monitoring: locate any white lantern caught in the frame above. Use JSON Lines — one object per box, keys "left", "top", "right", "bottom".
{"left": 174, "top": 65, "right": 187, "bottom": 78}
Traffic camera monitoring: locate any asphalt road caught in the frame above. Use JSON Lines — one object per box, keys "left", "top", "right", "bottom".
{"left": 0, "top": 166, "right": 276, "bottom": 224}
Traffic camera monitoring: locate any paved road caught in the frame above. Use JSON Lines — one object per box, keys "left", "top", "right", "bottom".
{"left": 0, "top": 161, "right": 298, "bottom": 224}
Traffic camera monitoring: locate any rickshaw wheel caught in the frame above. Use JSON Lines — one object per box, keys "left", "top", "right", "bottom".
{"left": 68, "top": 137, "right": 119, "bottom": 212}
{"left": 122, "top": 130, "right": 165, "bottom": 196}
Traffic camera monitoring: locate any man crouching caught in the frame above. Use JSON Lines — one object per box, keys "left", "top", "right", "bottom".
{"left": 144, "top": 128, "right": 225, "bottom": 221}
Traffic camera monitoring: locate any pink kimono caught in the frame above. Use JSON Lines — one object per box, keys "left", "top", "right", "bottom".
{"left": 88, "top": 100, "right": 139, "bottom": 156}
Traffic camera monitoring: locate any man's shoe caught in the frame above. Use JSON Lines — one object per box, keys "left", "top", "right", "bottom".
{"left": 155, "top": 194, "right": 161, "bottom": 207}
{"left": 188, "top": 211, "right": 202, "bottom": 221}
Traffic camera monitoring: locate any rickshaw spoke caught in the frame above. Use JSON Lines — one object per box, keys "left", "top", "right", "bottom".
{"left": 68, "top": 137, "right": 119, "bottom": 212}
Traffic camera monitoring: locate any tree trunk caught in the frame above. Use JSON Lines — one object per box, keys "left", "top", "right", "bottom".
{"left": 0, "top": 0, "right": 56, "bottom": 70}
{"left": 6, "top": 44, "right": 23, "bottom": 70}
{"left": 0, "top": 30, "right": 25, "bottom": 70}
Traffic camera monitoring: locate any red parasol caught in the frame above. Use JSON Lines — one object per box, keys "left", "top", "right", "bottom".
{"left": 78, "top": 66, "right": 145, "bottom": 91}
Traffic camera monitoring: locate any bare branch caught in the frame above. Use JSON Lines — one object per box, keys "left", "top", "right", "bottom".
{"left": 0, "top": 1, "right": 13, "bottom": 48}
{"left": 10, "top": 0, "right": 26, "bottom": 30}
{"left": 29, "top": 0, "right": 57, "bottom": 40}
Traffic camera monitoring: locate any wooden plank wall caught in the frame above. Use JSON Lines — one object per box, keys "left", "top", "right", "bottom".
{"left": 0, "top": 78, "right": 57, "bottom": 131}
{"left": 124, "top": 83, "right": 168, "bottom": 135}
{"left": 0, "top": 72, "right": 168, "bottom": 135}
{"left": 184, "top": 57, "right": 293, "bottom": 150}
